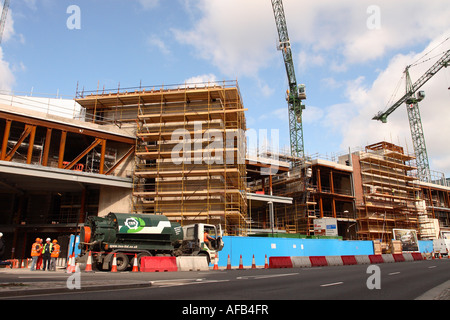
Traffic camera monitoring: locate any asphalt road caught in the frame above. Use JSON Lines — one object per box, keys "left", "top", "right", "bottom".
{"left": 2, "top": 259, "right": 449, "bottom": 302}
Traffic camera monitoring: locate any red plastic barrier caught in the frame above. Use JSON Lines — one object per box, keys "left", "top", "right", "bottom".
{"left": 369, "top": 255, "right": 384, "bottom": 264}
{"left": 341, "top": 255, "right": 357, "bottom": 265}
{"left": 140, "top": 256, "right": 178, "bottom": 272}
{"left": 411, "top": 252, "right": 423, "bottom": 261}
{"left": 269, "top": 256, "right": 293, "bottom": 269}
{"left": 392, "top": 254, "right": 405, "bottom": 262}
{"left": 309, "top": 256, "right": 328, "bottom": 267}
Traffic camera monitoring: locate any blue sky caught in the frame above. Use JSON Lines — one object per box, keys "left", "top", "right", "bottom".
{"left": 1, "top": 0, "right": 450, "bottom": 176}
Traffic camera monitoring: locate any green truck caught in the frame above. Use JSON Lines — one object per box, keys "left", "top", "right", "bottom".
{"left": 77, "top": 212, "right": 223, "bottom": 271}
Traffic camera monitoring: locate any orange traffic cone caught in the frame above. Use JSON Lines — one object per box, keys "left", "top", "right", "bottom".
{"left": 111, "top": 253, "right": 118, "bottom": 272}
{"left": 251, "top": 254, "right": 256, "bottom": 269}
{"left": 213, "top": 253, "right": 219, "bottom": 270}
{"left": 85, "top": 251, "right": 93, "bottom": 272}
{"left": 239, "top": 254, "right": 243, "bottom": 269}
{"left": 264, "top": 254, "right": 269, "bottom": 269}
{"left": 226, "top": 254, "right": 231, "bottom": 270}
{"left": 66, "top": 254, "right": 75, "bottom": 273}
{"left": 132, "top": 254, "right": 139, "bottom": 272}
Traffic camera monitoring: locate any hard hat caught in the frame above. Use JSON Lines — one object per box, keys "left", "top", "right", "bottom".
{"left": 36, "top": 238, "right": 40, "bottom": 242}
{"left": 0, "top": 232, "right": 3, "bottom": 237}
{"left": 52, "top": 239, "right": 57, "bottom": 243}
{"left": 46, "top": 238, "right": 51, "bottom": 241}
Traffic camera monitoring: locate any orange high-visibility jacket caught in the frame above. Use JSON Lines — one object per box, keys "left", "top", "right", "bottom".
{"left": 31, "top": 242, "right": 42, "bottom": 257}
{"left": 51, "top": 244, "right": 60, "bottom": 258}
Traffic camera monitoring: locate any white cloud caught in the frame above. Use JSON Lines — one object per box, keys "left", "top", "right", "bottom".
{"left": 173, "top": 0, "right": 450, "bottom": 76}
{"left": 0, "top": 48, "right": 15, "bottom": 91}
{"left": 268, "top": 108, "right": 288, "bottom": 123}
{"left": 172, "top": 0, "right": 276, "bottom": 78}
{"left": 173, "top": 1, "right": 450, "bottom": 176}
{"left": 284, "top": 0, "right": 450, "bottom": 67}
{"left": 137, "top": 0, "right": 160, "bottom": 10}
{"left": 183, "top": 73, "right": 218, "bottom": 86}
{"left": 297, "top": 50, "right": 325, "bottom": 73}
{"left": 322, "top": 34, "right": 450, "bottom": 175}
{"left": 256, "top": 79, "right": 274, "bottom": 98}
{"left": 301, "top": 106, "right": 324, "bottom": 126}
{"left": 147, "top": 35, "right": 171, "bottom": 55}
{"left": 0, "top": 9, "right": 15, "bottom": 91}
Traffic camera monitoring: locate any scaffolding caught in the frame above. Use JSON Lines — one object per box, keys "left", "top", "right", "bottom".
{"left": 245, "top": 157, "right": 318, "bottom": 235}
{"left": 270, "top": 164, "right": 315, "bottom": 234}
{"left": 355, "top": 142, "right": 421, "bottom": 248}
{"left": 76, "top": 81, "right": 248, "bottom": 235}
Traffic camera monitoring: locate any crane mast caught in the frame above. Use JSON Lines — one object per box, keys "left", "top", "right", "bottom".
{"left": 271, "top": 0, "right": 306, "bottom": 159}
{"left": 0, "top": 0, "right": 10, "bottom": 45}
{"left": 373, "top": 49, "right": 450, "bottom": 182}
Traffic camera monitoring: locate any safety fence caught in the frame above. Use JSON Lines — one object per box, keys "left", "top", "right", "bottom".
{"left": 63, "top": 251, "right": 211, "bottom": 273}
{"left": 266, "top": 252, "right": 446, "bottom": 269}
{"left": 5, "top": 258, "right": 68, "bottom": 269}
{"left": 4, "top": 251, "right": 448, "bottom": 273}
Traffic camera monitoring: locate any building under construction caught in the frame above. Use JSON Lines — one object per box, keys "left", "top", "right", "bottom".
{"left": 246, "top": 141, "right": 450, "bottom": 250}
{"left": 0, "top": 82, "right": 449, "bottom": 260}
{"left": 75, "top": 81, "right": 248, "bottom": 236}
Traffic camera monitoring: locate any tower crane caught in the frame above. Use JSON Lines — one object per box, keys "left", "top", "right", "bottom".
{"left": 373, "top": 48, "right": 450, "bottom": 182}
{"left": 0, "top": 0, "right": 10, "bottom": 45}
{"left": 271, "top": 0, "right": 306, "bottom": 160}
{"left": 271, "top": 0, "right": 312, "bottom": 234}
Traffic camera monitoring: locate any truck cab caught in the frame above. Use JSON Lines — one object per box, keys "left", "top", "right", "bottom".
{"left": 433, "top": 239, "right": 450, "bottom": 258}
{"left": 182, "top": 223, "right": 224, "bottom": 264}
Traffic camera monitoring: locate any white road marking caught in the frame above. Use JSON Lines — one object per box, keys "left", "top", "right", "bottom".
{"left": 388, "top": 272, "right": 401, "bottom": 275}
{"left": 320, "top": 282, "right": 343, "bottom": 287}
{"left": 236, "top": 273, "right": 299, "bottom": 280}
{"left": 150, "top": 278, "right": 229, "bottom": 288}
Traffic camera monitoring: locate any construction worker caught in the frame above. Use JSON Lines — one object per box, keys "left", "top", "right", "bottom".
{"left": 42, "top": 238, "right": 53, "bottom": 271}
{"left": 36, "top": 238, "right": 43, "bottom": 270}
{"left": 204, "top": 231, "right": 214, "bottom": 250}
{"left": 30, "top": 238, "right": 43, "bottom": 271}
{"left": 50, "top": 239, "right": 60, "bottom": 271}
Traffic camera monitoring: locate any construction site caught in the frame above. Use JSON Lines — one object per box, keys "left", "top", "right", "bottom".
{"left": 1, "top": 79, "right": 449, "bottom": 258}
{"left": 0, "top": 0, "right": 449, "bottom": 261}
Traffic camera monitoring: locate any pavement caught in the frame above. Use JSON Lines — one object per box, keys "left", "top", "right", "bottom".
{"left": 0, "top": 267, "right": 151, "bottom": 298}
{"left": 415, "top": 280, "right": 450, "bottom": 300}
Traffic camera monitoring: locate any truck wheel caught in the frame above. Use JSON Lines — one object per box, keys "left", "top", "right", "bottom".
{"left": 113, "top": 253, "right": 129, "bottom": 272}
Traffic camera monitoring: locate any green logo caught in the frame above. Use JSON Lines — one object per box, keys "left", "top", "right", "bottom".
{"left": 123, "top": 217, "right": 146, "bottom": 233}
